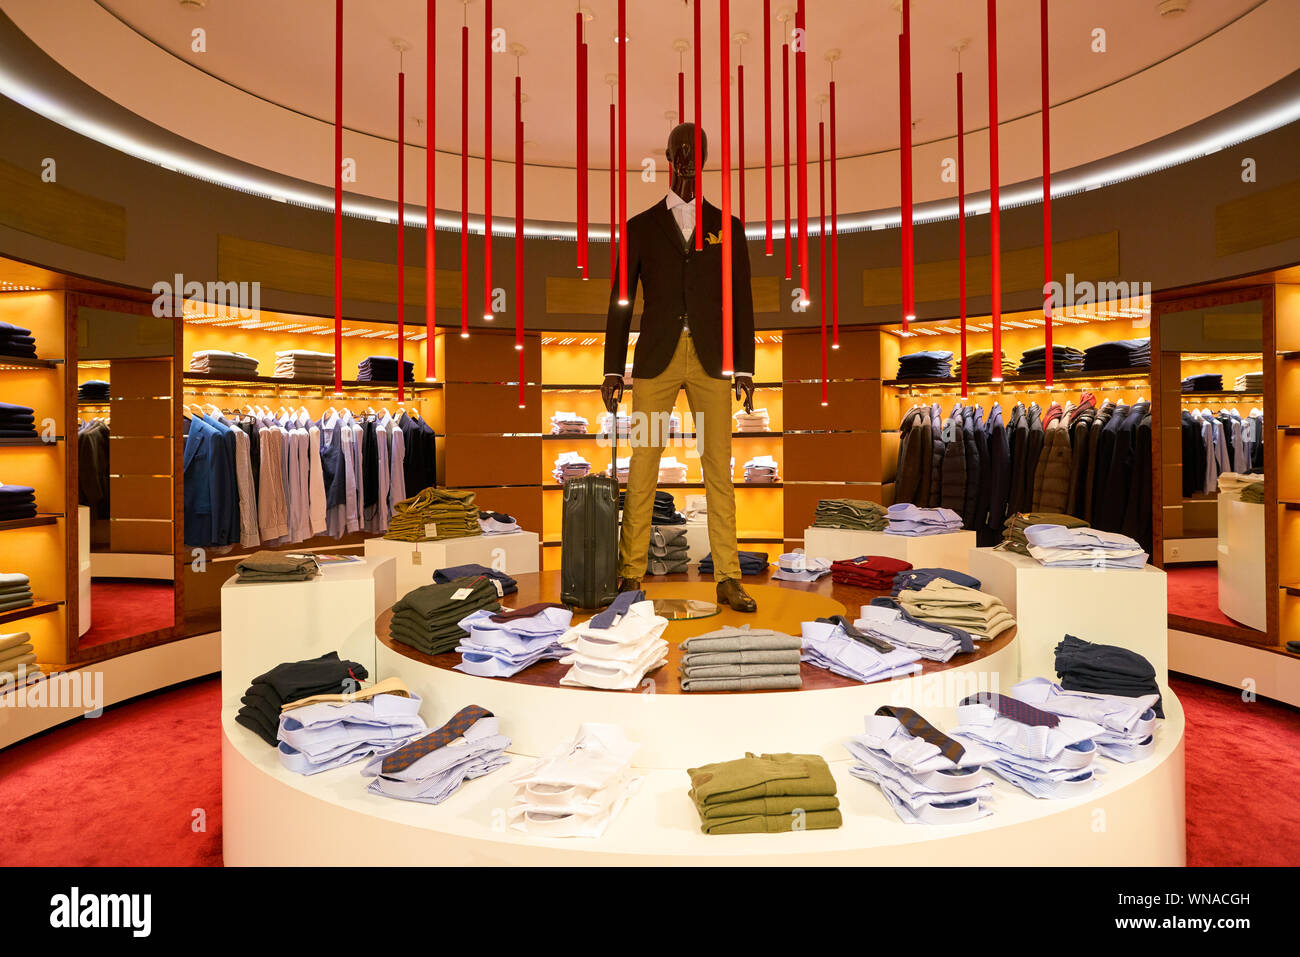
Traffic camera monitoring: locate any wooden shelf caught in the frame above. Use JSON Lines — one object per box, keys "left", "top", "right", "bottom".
{"left": 1180, "top": 391, "right": 1263, "bottom": 399}
{"left": 0, "top": 436, "right": 62, "bottom": 446}
{"left": 544, "top": 481, "right": 782, "bottom": 490}
{"left": 884, "top": 369, "right": 1150, "bottom": 388}
{"left": 0, "top": 599, "right": 63, "bottom": 626}
{"left": 1280, "top": 351, "right": 1300, "bottom": 361}
{"left": 183, "top": 372, "right": 442, "bottom": 392}
{"left": 1282, "top": 584, "right": 1300, "bottom": 598}
{"left": 543, "top": 431, "right": 783, "bottom": 440}
{"left": 0, "top": 356, "right": 62, "bottom": 370}
{"left": 543, "top": 381, "right": 782, "bottom": 391}
{"left": 0, "top": 514, "right": 63, "bottom": 531}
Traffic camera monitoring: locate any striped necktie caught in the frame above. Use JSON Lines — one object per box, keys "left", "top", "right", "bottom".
{"left": 875, "top": 705, "right": 966, "bottom": 762}
{"left": 381, "top": 705, "right": 493, "bottom": 774}
{"left": 961, "top": 692, "right": 1060, "bottom": 728}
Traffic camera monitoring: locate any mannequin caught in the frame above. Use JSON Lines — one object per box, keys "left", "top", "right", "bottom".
{"left": 601, "top": 123, "right": 758, "bottom": 613}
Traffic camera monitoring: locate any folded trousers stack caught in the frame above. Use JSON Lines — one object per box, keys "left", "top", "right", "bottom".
{"left": 1055, "top": 633, "right": 1163, "bottom": 717}
{"left": 234, "top": 550, "right": 320, "bottom": 583}
{"left": 699, "top": 550, "right": 768, "bottom": 577}
{"left": 189, "top": 350, "right": 259, "bottom": 377}
{"left": 955, "top": 349, "right": 1006, "bottom": 383}
{"left": 385, "top": 487, "right": 481, "bottom": 541}
{"left": 0, "top": 631, "right": 39, "bottom": 686}
{"left": 678, "top": 626, "right": 802, "bottom": 691}
{"left": 0, "top": 572, "right": 34, "bottom": 612}
{"left": 687, "top": 752, "right": 842, "bottom": 834}
{"left": 645, "top": 525, "right": 689, "bottom": 576}
{"left": 812, "top": 498, "right": 888, "bottom": 531}
{"left": 273, "top": 350, "right": 335, "bottom": 380}
{"left": 356, "top": 356, "right": 414, "bottom": 383}
{"left": 895, "top": 579, "right": 1015, "bottom": 640}
{"left": 388, "top": 576, "right": 503, "bottom": 656}
{"left": 1017, "top": 345, "right": 1084, "bottom": 377}
{"left": 235, "top": 651, "right": 369, "bottom": 747}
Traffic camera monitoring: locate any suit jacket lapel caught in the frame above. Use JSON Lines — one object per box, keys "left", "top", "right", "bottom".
{"left": 654, "top": 198, "right": 688, "bottom": 252}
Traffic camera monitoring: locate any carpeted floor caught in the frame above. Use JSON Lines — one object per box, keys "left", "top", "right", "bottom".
{"left": 79, "top": 579, "right": 176, "bottom": 648}
{"left": 1166, "top": 564, "right": 1239, "bottom": 628}
{"left": 0, "top": 673, "right": 1295, "bottom": 866}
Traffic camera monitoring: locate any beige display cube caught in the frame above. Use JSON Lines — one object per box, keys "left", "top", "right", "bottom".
{"left": 967, "top": 548, "right": 1168, "bottom": 685}
{"left": 363, "top": 531, "right": 540, "bottom": 600}
{"left": 803, "top": 527, "right": 977, "bottom": 573}
{"left": 1217, "top": 498, "right": 1265, "bottom": 631}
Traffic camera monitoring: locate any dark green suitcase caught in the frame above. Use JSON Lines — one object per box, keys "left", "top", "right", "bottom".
{"left": 560, "top": 430, "right": 620, "bottom": 609}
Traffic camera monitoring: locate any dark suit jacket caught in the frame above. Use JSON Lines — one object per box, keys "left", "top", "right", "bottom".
{"left": 895, "top": 406, "right": 930, "bottom": 506}
{"left": 983, "top": 404, "right": 1011, "bottom": 546}
{"left": 604, "top": 197, "right": 755, "bottom": 380}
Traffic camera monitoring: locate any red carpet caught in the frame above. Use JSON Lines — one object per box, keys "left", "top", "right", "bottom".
{"left": 79, "top": 580, "right": 176, "bottom": 648}
{"left": 0, "top": 674, "right": 1295, "bottom": 866}
{"left": 1166, "top": 564, "right": 1238, "bottom": 628}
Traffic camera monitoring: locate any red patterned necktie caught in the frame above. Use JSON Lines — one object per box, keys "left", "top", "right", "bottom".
{"left": 875, "top": 705, "right": 966, "bottom": 762}
{"left": 381, "top": 705, "right": 493, "bottom": 774}
{"left": 960, "top": 692, "right": 1060, "bottom": 728}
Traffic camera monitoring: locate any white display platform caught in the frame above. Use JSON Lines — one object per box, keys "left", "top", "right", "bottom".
{"left": 219, "top": 556, "right": 395, "bottom": 707}
{"left": 968, "top": 548, "right": 1169, "bottom": 685}
{"left": 804, "top": 527, "right": 976, "bottom": 572}
{"left": 1217, "top": 497, "right": 1265, "bottom": 630}
{"left": 364, "top": 532, "right": 539, "bottom": 600}
{"left": 377, "top": 637, "right": 1019, "bottom": 769}
{"left": 222, "top": 689, "right": 1185, "bottom": 866}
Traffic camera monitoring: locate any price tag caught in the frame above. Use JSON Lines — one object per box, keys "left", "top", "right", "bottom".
{"left": 411, "top": 550, "right": 422, "bottom": 565}
{"left": 450, "top": 587, "right": 473, "bottom": 601}
{"left": 424, "top": 523, "right": 438, "bottom": 539}
{"left": 490, "top": 578, "right": 503, "bottom": 597}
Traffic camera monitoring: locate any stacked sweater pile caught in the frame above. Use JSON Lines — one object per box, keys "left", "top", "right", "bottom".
{"left": 1235, "top": 371, "right": 1264, "bottom": 392}
{"left": 189, "top": 350, "right": 259, "bottom": 377}
{"left": 1055, "top": 634, "right": 1163, "bottom": 717}
{"left": 0, "top": 630, "right": 39, "bottom": 687}
{"left": 812, "top": 498, "right": 887, "bottom": 531}
{"left": 77, "top": 380, "right": 110, "bottom": 402}
{"left": 385, "top": 488, "right": 481, "bottom": 541}
{"left": 687, "top": 752, "right": 842, "bottom": 834}
{"left": 356, "top": 356, "right": 414, "bottom": 383}
{"left": 1082, "top": 337, "right": 1149, "bottom": 372}
{"left": 454, "top": 603, "right": 572, "bottom": 678}
{"left": 388, "top": 576, "right": 503, "bottom": 656}
{"left": 1000, "top": 511, "right": 1089, "bottom": 555}
{"left": 619, "top": 490, "right": 687, "bottom": 525}
{"left": 508, "top": 723, "right": 641, "bottom": 837}
{"left": 235, "top": 651, "right": 369, "bottom": 747}
{"left": 645, "top": 525, "right": 689, "bottom": 576}
{"left": 558, "top": 592, "right": 668, "bottom": 690}
{"left": 678, "top": 625, "right": 802, "bottom": 692}
{"left": 895, "top": 579, "right": 1015, "bottom": 640}
{"left": 0, "top": 484, "right": 37, "bottom": 521}
{"left": 233, "top": 551, "right": 320, "bottom": 583}
{"left": 274, "top": 350, "right": 335, "bottom": 380}
{"left": 896, "top": 350, "right": 953, "bottom": 380}
{"left": 0, "top": 321, "right": 37, "bottom": 359}
{"left": 829, "top": 555, "right": 912, "bottom": 590}
{"left": 0, "top": 402, "right": 37, "bottom": 439}
{"left": 1181, "top": 373, "right": 1223, "bottom": 393}
{"left": 1017, "top": 345, "right": 1084, "bottom": 377}
{"left": 955, "top": 349, "right": 1006, "bottom": 382}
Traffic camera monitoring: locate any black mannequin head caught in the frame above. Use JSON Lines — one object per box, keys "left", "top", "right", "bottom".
{"left": 667, "top": 122, "right": 707, "bottom": 200}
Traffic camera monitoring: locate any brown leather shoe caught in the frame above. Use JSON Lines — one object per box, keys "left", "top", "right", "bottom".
{"left": 617, "top": 577, "right": 642, "bottom": 593}
{"left": 716, "top": 578, "right": 757, "bottom": 613}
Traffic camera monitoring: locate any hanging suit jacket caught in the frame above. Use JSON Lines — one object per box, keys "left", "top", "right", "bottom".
{"left": 1020, "top": 403, "right": 1045, "bottom": 515}
{"left": 1082, "top": 401, "right": 1116, "bottom": 524}
{"left": 1032, "top": 412, "right": 1074, "bottom": 514}
{"left": 1065, "top": 404, "right": 1097, "bottom": 517}
{"left": 983, "top": 404, "right": 1011, "bottom": 546}
{"left": 1088, "top": 402, "right": 1128, "bottom": 528}
{"left": 961, "top": 405, "right": 981, "bottom": 526}
{"left": 970, "top": 406, "right": 992, "bottom": 543}
{"left": 1122, "top": 412, "right": 1153, "bottom": 552}
{"left": 1006, "top": 404, "right": 1030, "bottom": 515}
{"left": 1095, "top": 401, "right": 1148, "bottom": 532}
{"left": 895, "top": 406, "right": 931, "bottom": 506}
{"left": 939, "top": 410, "right": 967, "bottom": 516}
{"left": 927, "top": 404, "right": 944, "bottom": 507}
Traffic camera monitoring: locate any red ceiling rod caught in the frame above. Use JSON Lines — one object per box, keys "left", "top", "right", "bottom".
{"left": 738, "top": 54, "right": 746, "bottom": 229}
{"left": 692, "top": 0, "right": 703, "bottom": 252}
{"left": 795, "top": 0, "right": 809, "bottom": 308}
{"left": 829, "top": 62, "right": 839, "bottom": 349}
{"left": 762, "top": 0, "right": 772, "bottom": 257}
{"left": 721, "top": 0, "right": 733, "bottom": 376}
{"left": 957, "top": 66, "right": 967, "bottom": 399}
{"left": 609, "top": 94, "right": 616, "bottom": 281}
{"left": 397, "top": 64, "right": 406, "bottom": 404}
{"left": 988, "top": 0, "right": 1002, "bottom": 380}
{"left": 576, "top": 12, "right": 588, "bottom": 281}
{"left": 781, "top": 35, "right": 791, "bottom": 280}
{"left": 1041, "top": 0, "right": 1053, "bottom": 386}
{"left": 516, "top": 72, "right": 526, "bottom": 408}
{"left": 424, "top": 0, "right": 436, "bottom": 381}
{"left": 332, "top": 0, "right": 343, "bottom": 393}
{"left": 818, "top": 112, "right": 827, "bottom": 406}
{"left": 900, "top": 0, "right": 914, "bottom": 332}
{"left": 482, "top": 0, "right": 493, "bottom": 321}
{"left": 617, "top": 0, "right": 628, "bottom": 304}
{"left": 460, "top": 21, "right": 469, "bottom": 339}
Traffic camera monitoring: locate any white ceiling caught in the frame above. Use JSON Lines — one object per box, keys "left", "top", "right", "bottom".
{"left": 94, "top": 0, "right": 1267, "bottom": 167}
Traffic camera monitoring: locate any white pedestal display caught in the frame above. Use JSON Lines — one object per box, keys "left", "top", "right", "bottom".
{"left": 363, "top": 532, "right": 539, "bottom": 600}
{"left": 219, "top": 556, "right": 395, "bottom": 708}
{"left": 803, "top": 527, "right": 976, "bottom": 572}
{"left": 967, "top": 548, "right": 1169, "bottom": 685}
{"left": 1217, "top": 498, "right": 1265, "bottom": 630}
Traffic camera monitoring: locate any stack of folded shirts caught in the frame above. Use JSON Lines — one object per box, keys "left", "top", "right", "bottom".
{"left": 478, "top": 510, "right": 521, "bottom": 534}
{"left": 949, "top": 691, "right": 1103, "bottom": 799}
{"left": 597, "top": 410, "right": 631, "bottom": 436}
{"left": 855, "top": 600, "right": 973, "bottom": 662}
{"left": 614, "top": 456, "right": 630, "bottom": 483}
{"left": 0, "top": 631, "right": 39, "bottom": 689}
{"left": 813, "top": 498, "right": 888, "bottom": 531}
{"left": 1017, "top": 345, "right": 1084, "bottom": 377}
{"left": 687, "top": 752, "right": 842, "bottom": 834}
{"left": 800, "top": 616, "right": 923, "bottom": 683}
{"left": 621, "top": 490, "right": 687, "bottom": 525}
{"left": 550, "top": 411, "right": 589, "bottom": 435}
{"left": 845, "top": 707, "right": 995, "bottom": 824}
{"left": 1081, "top": 337, "right": 1149, "bottom": 372}
{"left": 273, "top": 349, "right": 335, "bottom": 380}
{"left": 276, "top": 679, "right": 427, "bottom": 774}
{"left": 679, "top": 626, "right": 803, "bottom": 691}
{"left": 234, "top": 550, "right": 320, "bottom": 583}
{"left": 885, "top": 503, "right": 963, "bottom": 536}
{"left": 1181, "top": 373, "right": 1222, "bottom": 393}
{"left": 733, "top": 408, "right": 771, "bottom": 432}
{"left": 1216, "top": 472, "right": 1255, "bottom": 500}
{"left": 770, "top": 553, "right": 832, "bottom": 582}
{"left": 385, "top": 487, "right": 481, "bottom": 541}
{"left": 698, "top": 550, "right": 769, "bottom": 576}
{"left": 895, "top": 580, "right": 1015, "bottom": 640}
{"left": 1055, "top": 633, "right": 1162, "bottom": 717}
{"left": 891, "top": 566, "right": 981, "bottom": 597}
{"left": 1235, "top": 371, "right": 1264, "bottom": 392}
{"left": 742, "top": 454, "right": 780, "bottom": 484}
{"left": 356, "top": 356, "right": 414, "bottom": 383}
{"left": 508, "top": 723, "right": 641, "bottom": 837}
{"left": 684, "top": 494, "right": 707, "bottom": 521}
{"left": 0, "top": 576, "right": 26, "bottom": 615}
{"left": 77, "top": 380, "right": 110, "bottom": 402}
{"left": 0, "top": 321, "right": 37, "bottom": 359}
{"left": 1000, "top": 512, "right": 1089, "bottom": 556}
{"left": 0, "top": 484, "right": 37, "bottom": 521}
{"left": 657, "top": 456, "right": 689, "bottom": 483}
{"left": 1023, "top": 523, "right": 1147, "bottom": 569}
{"left": 361, "top": 703, "right": 511, "bottom": 804}
{"left": 235, "top": 651, "right": 369, "bottom": 747}
{"left": 896, "top": 350, "right": 953, "bottom": 379}
{"left": 432, "top": 562, "right": 517, "bottom": 595}
{"left": 189, "top": 350, "right": 259, "bottom": 377}
{"left": 1013, "top": 676, "right": 1159, "bottom": 763}
{"left": 0, "top": 402, "right": 37, "bottom": 439}
{"left": 454, "top": 603, "right": 572, "bottom": 677}
{"left": 830, "top": 555, "right": 912, "bottom": 589}
{"left": 552, "top": 451, "right": 591, "bottom": 483}
{"left": 646, "top": 525, "right": 689, "bottom": 576}
{"left": 388, "top": 576, "right": 503, "bottom": 656}
{"left": 557, "top": 591, "right": 668, "bottom": 689}
{"left": 1241, "top": 481, "right": 1265, "bottom": 504}
{"left": 955, "top": 349, "right": 1006, "bottom": 382}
